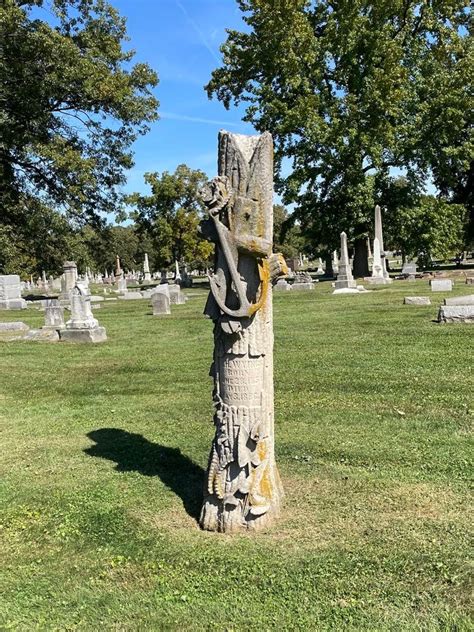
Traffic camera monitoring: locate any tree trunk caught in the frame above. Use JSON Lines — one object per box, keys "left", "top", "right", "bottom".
{"left": 353, "top": 237, "right": 370, "bottom": 278}
{"left": 324, "top": 252, "right": 333, "bottom": 277}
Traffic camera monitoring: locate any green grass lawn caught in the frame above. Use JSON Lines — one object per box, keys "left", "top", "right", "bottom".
{"left": 1, "top": 280, "right": 472, "bottom": 630}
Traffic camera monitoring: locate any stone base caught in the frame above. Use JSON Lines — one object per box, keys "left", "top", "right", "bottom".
{"left": 60, "top": 326, "right": 107, "bottom": 343}
{"left": 404, "top": 297, "right": 431, "bottom": 306}
{"left": 364, "top": 277, "right": 393, "bottom": 285}
{"left": 438, "top": 305, "right": 474, "bottom": 323}
{"left": 25, "top": 329, "right": 60, "bottom": 342}
{"left": 333, "top": 288, "right": 360, "bottom": 295}
{"left": 444, "top": 295, "right": 474, "bottom": 306}
{"left": 292, "top": 282, "right": 315, "bottom": 290}
{"left": 118, "top": 292, "right": 143, "bottom": 300}
{"left": 0, "top": 299, "right": 27, "bottom": 310}
{"left": 334, "top": 279, "right": 357, "bottom": 290}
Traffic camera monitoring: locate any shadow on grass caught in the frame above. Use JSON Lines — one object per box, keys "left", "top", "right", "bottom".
{"left": 85, "top": 428, "right": 204, "bottom": 522}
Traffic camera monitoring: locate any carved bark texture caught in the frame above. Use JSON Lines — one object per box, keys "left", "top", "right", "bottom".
{"left": 200, "top": 131, "right": 283, "bottom": 533}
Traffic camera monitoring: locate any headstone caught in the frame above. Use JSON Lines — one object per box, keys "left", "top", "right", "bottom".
{"left": 59, "top": 261, "right": 78, "bottom": 302}
{"left": 316, "top": 258, "right": 324, "bottom": 274}
{"left": 199, "top": 130, "right": 285, "bottom": 533}
{"left": 402, "top": 262, "right": 417, "bottom": 277}
{"left": 117, "top": 276, "right": 127, "bottom": 294}
{"left": 333, "top": 232, "right": 358, "bottom": 293}
{"left": 0, "top": 321, "right": 29, "bottom": 332}
{"left": 438, "top": 305, "right": 474, "bottom": 323}
{"left": 59, "top": 284, "right": 107, "bottom": 343}
{"left": 115, "top": 255, "right": 122, "bottom": 277}
{"left": 404, "top": 296, "right": 431, "bottom": 306}
{"left": 332, "top": 250, "right": 339, "bottom": 275}
{"left": 374, "top": 205, "right": 389, "bottom": 280}
{"left": 0, "top": 275, "right": 27, "bottom": 310}
{"left": 444, "top": 295, "right": 474, "bottom": 306}
{"left": 292, "top": 271, "right": 315, "bottom": 290}
{"left": 43, "top": 303, "right": 65, "bottom": 329}
{"left": 118, "top": 291, "right": 142, "bottom": 300}
{"left": 365, "top": 236, "right": 392, "bottom": 285}
{"left": 274, "top": 278, "right": 292, "bottom": 291}
{"left": 143, "top": 253, "right": 152, "bottom": 282}
{"left": 174, "top": 260, "right": 181, "bottom": 282}
{"left": 431, "top": 279, "right": 453, "bottom": 292}
{"left": 151, "top": 292, "right": 170, "bottom": 315}
{"left": 168, "top": 284, "right": 186, "bottom": 304}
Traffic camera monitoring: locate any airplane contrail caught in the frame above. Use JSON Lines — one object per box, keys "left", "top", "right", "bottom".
{"left": 175, "top": 0, "right": 222, "bottom": 65}
{"left": 160, "top": 111, "right": 242, "bottom": 127}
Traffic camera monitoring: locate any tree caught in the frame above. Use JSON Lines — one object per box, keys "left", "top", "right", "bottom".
{"left": 0, "top": 0, "right": 158, "bottom": 228}
{"left": 128, "top": 164, "right": 214, "bottom": 269}
{"left": 205, "top": 0, "right": 472, "bottom": 263}
{"left": 273, "top": 204, "right": 306, "bottom": 260}
{"left": 386, "top": 194, "right": 466, "bottom": 268}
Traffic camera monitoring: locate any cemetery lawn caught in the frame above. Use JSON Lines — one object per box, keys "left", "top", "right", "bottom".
{"left": 1, "top": 280, "right": 473, "bottom": 631}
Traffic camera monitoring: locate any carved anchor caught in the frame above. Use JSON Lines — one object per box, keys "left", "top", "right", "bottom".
{"left": 203, "top": 178, "right": 269, "bottom": 319}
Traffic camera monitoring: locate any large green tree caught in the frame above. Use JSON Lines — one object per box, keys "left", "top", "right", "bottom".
{"left": 206, "top": 0, "right": 472, "bottom": 268}
{"left": 0, "top": 0, "right": 158, "bottom": 229}
{"left": 128, "top": 164, "right": 213, "bottom": 269}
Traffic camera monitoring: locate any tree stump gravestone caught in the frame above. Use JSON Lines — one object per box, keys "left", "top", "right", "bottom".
{"left": 199, "top": 131, "right": 286, "bottom": 533}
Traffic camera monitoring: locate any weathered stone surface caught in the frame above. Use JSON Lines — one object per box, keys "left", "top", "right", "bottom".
{"left": 273, "top": 279, "right": 292, "bottom": 291}
{"left": 292, "top": 281, "right": 315, "bottom": 290}
{"left": 402, "top": 262, "right": 417, "bottom": 276}
{"left": 0, "top": 275, "right": 27, "bottom": 310}
{"left": 25, "top": 328, "right": 60, "bottom": 342}
{"left": 118, "top": 292, "right": 143, "bottom": 300}
{"left": 61, "top": 284, "right": 107, "bottom": 343}
{"left": 431, "top": 279, "right": 453, "bottom": 292}
{"left": 374, "top": 204, "right": 390, "bottom": 280}
{"left": 438, "top": 305, "right": 474, "bottom": 323}
{"left": 44, "top": 305, "right": 65, "bottom": 329}
{"left": 334, "top": 232, "right": 357, "bottom": 291}
{"left": 168, "top": 284, "right": 187, "bottom": 304}
{"left": 199, "top": 130, "right": 285, "bottom": 533}
{"left": 0, "top": 321, "right": 29, "bottom": 331}
{"left": 404, "top": 296, "right": 431, "bottom": 306}
{"left": 60, "top": 326, "right": 107, "bottom": 342}
{"left": 59, "top": 261, "right": 78, "bottom": 301}
{"left": 444, "top": 294, "right": 474, "bottom": 305}
{"left": 151, "top": 292, "right": 170, "bottom": 315}
{"left": 90, "top": 295, "right": 105, "bottom": 302}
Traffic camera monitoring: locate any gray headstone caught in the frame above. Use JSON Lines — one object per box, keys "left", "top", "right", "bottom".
{"left": 438, "top": 305, "right": 474, "bottom": 323}
{"left": 0, "top": 275, "right": 27, "bottom": 310}
{"left": 444, "top": 294, "right": 474, "bottom": 306}
{"left": 151, "top": 292, "right": 170, "bottom": 315}
{"left": 404, "top": 296, "right": 431, "bottom": 305}
{"left": 431, "top": 279, "right": 453, "bottom": 292}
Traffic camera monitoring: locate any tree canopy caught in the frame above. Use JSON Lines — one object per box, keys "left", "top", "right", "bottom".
{"left": 206, "top": 0, "right": 473, "bottom": 254}
{"left": 0, "top": 0, "right": 159, "bottom": 225}
{"left": 127, "top": 164, "right": 214, "bottom": 270}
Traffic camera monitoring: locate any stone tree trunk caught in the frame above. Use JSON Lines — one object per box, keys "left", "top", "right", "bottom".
{"left": 199, "top": 131, "right": 286, "bottom": 533}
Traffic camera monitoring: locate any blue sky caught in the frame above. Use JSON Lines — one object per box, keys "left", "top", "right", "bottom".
{"left": 111, "top": 0, "right": 256, "bottom": 197}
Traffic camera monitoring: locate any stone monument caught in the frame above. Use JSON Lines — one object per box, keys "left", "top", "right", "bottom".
{"left": 199, "top": 130, "right": 286, "bottom": 533}
{"left": 43, "top": 301, "right": 65, "bottom": 330}
{"left": 374, "top": 205, "right": 390, "bottom": 280}
{"left": 332, "top": 250, "right": 339, "bottom": 275}
{"left": 365, "top": 237, "right": 392, "bottom": 285}
{"left": 143, "top": 253, "right": 152, "bottom": 282}
{"left": 0, "top": 275, "right": 27, "bottom": 310}
{"left": 333, "top": 232, "right": 358, "bottom": 293}
{"left": 151, "top": 292, "right": 170, "bottom": 315}
{"left": 59, "top": 261, "right": 78, "bottom": 302}
{"left": 59, "top": 284, "right": 107, "bottom": 343}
